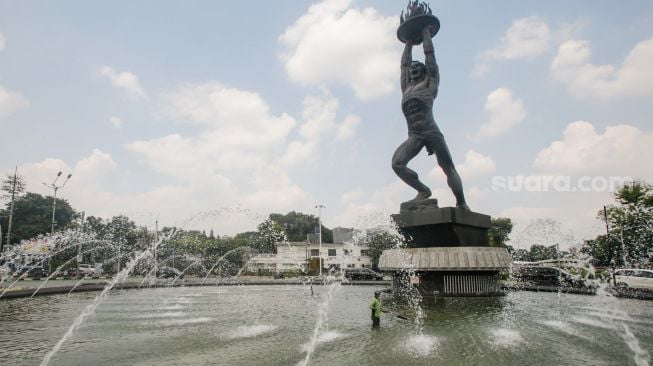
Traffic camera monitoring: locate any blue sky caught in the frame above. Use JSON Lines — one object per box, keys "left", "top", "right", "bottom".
{"left": 1, "top": 0, "right": 652, "bottom": 249}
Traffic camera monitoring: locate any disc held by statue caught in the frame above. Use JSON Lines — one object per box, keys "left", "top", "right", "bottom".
{"left": 397, "top": 0, "right": 440, "bottom": 44}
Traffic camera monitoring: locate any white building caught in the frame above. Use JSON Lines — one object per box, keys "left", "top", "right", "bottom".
{"left": 247, "top": 241, "right": 372, "bottom": 274}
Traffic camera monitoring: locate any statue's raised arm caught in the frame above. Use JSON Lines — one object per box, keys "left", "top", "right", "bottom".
{"left": 400, "top": 42, "right": 413, "bottom": 92}
{"left": 421, "top": 26, "right": 439, "bottom": 98}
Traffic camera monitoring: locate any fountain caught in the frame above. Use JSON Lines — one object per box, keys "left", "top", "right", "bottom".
{"left": 0, "top": 3, "right": 651, "bottom": 366}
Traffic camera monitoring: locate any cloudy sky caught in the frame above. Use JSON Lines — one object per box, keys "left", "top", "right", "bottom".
{"left": 1, "top": 0, "right": 651, "bottom": 249}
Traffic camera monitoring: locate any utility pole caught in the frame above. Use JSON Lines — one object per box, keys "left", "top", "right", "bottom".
{"left": 154, "top": 220, "right": 158, "bottom": 276}
{"left": 43, "top": 171, "right": 72, "bottom": 235}
{"left": 603, "top": 205, "right": 616, "bottom": 285}
{"left": 77, "top": 211, "right": 85, "bottom": 278}
{"left": 4, "top": 166, "right": 20, "bottom": 253}
{"left": 316, "top": 204, "right": 325, "bottom": 277}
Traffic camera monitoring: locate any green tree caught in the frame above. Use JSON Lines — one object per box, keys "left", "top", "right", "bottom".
{"left": 254, "top": 218, "right": 286, "bottom": 253}
{"left": 269, "top": 211, "right": 333, "bottom": 243}
{"left": 511, "top": 248, "right": 531, "bottom": 262}
{"left": 0, "top": 192, "right": 76, "bottom": 244}
{"left": 528, "top": 244, "right": 558, "bottom": 261}
{"left": 1, "top": 170, "right": 26, "bottom": 200}
{"left": 581, "top": 236, "right": 613, "bottom": 267}
{"left": 106, "top": 215, "right": 139, "bottom": 270}
{"left": 358, "top": 230, "right": 403, "bottom": 269}
{"left": 488, "top": 217, "right": 513, "bottom": 247}
{"left": 1, "top": 169, "right": 26, "bottom": 249}
{"left": 582, "top": 181, "right": 653, "bottom": 267}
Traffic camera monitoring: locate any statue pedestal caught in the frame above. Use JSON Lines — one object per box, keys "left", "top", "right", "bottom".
{"left": 380, "top": 207, "right": 510, "bottom": 297}
{"left": 392, "top": 207, "right": 491, "bottom": 247}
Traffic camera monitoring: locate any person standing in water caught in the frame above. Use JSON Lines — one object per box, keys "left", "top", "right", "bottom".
{"left": 369, "top": 291, "right": 383, "bottom": 328}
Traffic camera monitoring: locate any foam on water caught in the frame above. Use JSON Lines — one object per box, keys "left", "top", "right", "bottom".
{"left": 136, "top": 312, "right": 186, "bottom": 319}
{"left": 159, "top": 317, "right": 213, "bottom": 326}
{"left": 200, "top": 290, "right": 229, "bottom": 295}
{"left": 226, "top": 324, "right": 278, "bottom": 340}
{"left": 169, "top": 298, "right": 192, "bottom": 304}
{"left": 542, "top": 320, "right": 574, "bottom": 333}
{"left": 489, "top": 328, "right": 524, "bottom": 347}
{"left": 402, "top": 334, "right": 439, "bottom": 357}
{"left": 585, "top": 311, "right": 653, "bottom": 326}
{"left": 301, "top": 330, "right": 345, "bottom": 352}
{"left": 571, "top": 316, "right": 613, "bottom": 329}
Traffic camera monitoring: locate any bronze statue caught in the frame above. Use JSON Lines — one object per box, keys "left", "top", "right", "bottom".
{"left": 392, "top": 1, "right": 469, "bottom": 211}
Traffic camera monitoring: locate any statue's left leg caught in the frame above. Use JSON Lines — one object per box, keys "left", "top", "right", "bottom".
{"left": 427, "top": 133, "right": 470, "bottom": 210}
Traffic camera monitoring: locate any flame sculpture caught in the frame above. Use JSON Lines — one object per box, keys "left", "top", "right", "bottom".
{"left": 400, "top": 0, "right": 433, "bottom": 25}
{"left": 397, "top": 0, "right": 439, "bottom": 44}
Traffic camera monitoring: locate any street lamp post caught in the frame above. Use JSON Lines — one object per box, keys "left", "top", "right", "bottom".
{"left": 315, "top": 204, "right": 325, "bottom": 277}
{"left": 154, "top": 220, "right": 158, "bottom": 276}
{"left": 77, "top": 211, "right": 85, "bottom": 279}
{"left": 43, "top": 171, "right": 72, "bottom": 235}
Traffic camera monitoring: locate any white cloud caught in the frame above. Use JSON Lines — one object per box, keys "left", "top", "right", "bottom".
{"left": 487, "top": 120, "right": 653, "bottom": 248}
{"left": 473, "top": 16, "right": 551, "bottom": 77}
{"left": 280, "top": 89, "right": 360, "bottom": 167}
{"left": 279, "top": 140, "right": 318, "bottom": 167}
{"left": 19, "top": 158, "right": 71, "bottom": 195}
{"left": 471, "top": 87, "right": 525, "bottom": 140}
{"left": 100, "top": 66, "right": 147, "bottom": 100}
{"left": 336, "top": 115, "right": 361, "bottom": 140}
{"left": 74, "top": 149, "right": 117, "bottom": 182}
{"left": 162, "top": 82, "right": 296, "bottom": 149}
{"left": 534, "top": 121, "right": 653, "bottom": 180}
{"left": 279, "top": 0, "right": 397, "bottom": 100}
{"left": 457, "top": 150, "right": 496, "bottom": 179}
{"left": 0, "top": 33, "right": 5, "bottom": 50}
{"left": 551, "top": 37, "right": 653, "bottom": 98}
{"left": 331, "top": 180, "right": 411, "bottom": 229}
{"left": 133, "top": 82, "right": 297, "bottom": 177}
{"left": 121, "top": 82, "right": 319, "bottom": 227}
{"left": 109, "top": 116, "right": 123, "bottom": 128}
{"left": 11, "top": 150, "right": 308, "bottom": 235}
{"left": 0, "top": 86, "right": 29, "bottom": 122}
{"left": 340, "top": 188, "right": 363, "bottom": 205}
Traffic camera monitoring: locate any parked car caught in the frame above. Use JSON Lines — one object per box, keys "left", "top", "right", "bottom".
{"left": 78, "top": 264, "right": 96, "bottom": 276}
{"left": 62, "top": 268, "right": 77, "bottom": 277}
{"left": 512, "top": 266, "right": 593, "bottom": 288}
{"left": 344, "top": 268, "right": 384, "bottom": 280}
{"left": 157, "top": 266, "right": 184, "bottom": 279}
{"left": 614, "top": 269, "right": 653, "bottom": 290}
{"left": 14, "top": 265, "right": 47, "bottom": 279}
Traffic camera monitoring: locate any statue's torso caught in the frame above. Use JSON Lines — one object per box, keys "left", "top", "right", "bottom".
{"left": 402, "top": 80, "right": 436, "bottom": 134}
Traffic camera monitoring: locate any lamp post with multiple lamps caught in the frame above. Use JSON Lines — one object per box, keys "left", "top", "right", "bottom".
{"left": 42, "top": 171, "right": 71, "bottom": 274}
{"left": 315, "top": 204, "right": 325, "bottom": 277}
{"left": 43, "top": 171, "right": 72, "bottom": 235}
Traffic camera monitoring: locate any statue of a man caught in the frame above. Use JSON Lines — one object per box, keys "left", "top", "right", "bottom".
{"left": 392, "top": 25, "right": 469, "bottom": 211}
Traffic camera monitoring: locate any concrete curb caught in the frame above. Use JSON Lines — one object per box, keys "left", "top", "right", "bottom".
{"left": 0, "top": 279, "right": 392, "bottom": 300}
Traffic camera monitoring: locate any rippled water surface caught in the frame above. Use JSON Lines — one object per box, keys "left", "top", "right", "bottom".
{"left": 0, "top": 285, "right": 651, "bottom": 365}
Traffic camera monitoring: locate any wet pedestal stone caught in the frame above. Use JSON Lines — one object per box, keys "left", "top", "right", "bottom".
{"left": 379, "top": 208, "right": 511, "bottom": 297}
{"left": 393, "top": 207, "right": 491, "bottom": 247}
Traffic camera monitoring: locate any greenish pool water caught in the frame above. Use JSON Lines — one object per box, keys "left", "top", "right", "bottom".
{"left": 0, "top": 285, "right": 650, "bottom": 365}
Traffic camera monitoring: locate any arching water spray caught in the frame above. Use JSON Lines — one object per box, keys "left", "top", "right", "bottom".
{"left": 39, "top": 228, "right": 176, "bottom": 366}
{"left": 299, "top": 277, "right": 341, "bottom": 366}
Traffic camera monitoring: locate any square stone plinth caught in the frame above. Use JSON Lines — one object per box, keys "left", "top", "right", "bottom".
{"left": 392, "top": 207, "right": 491, "bottom": 247}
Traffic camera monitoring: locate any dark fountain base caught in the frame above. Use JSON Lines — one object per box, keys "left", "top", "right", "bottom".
{"left": 379, "top": 207, "right": 511, "bottom": 298}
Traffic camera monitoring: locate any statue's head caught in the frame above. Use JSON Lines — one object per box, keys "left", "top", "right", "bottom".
{"left": 409, "top": 61, "right": 426, "bottom": 82}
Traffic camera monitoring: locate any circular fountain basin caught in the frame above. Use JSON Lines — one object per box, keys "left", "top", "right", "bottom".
{"left": 0, "top": 286, "right": 651, "bottom": 365}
